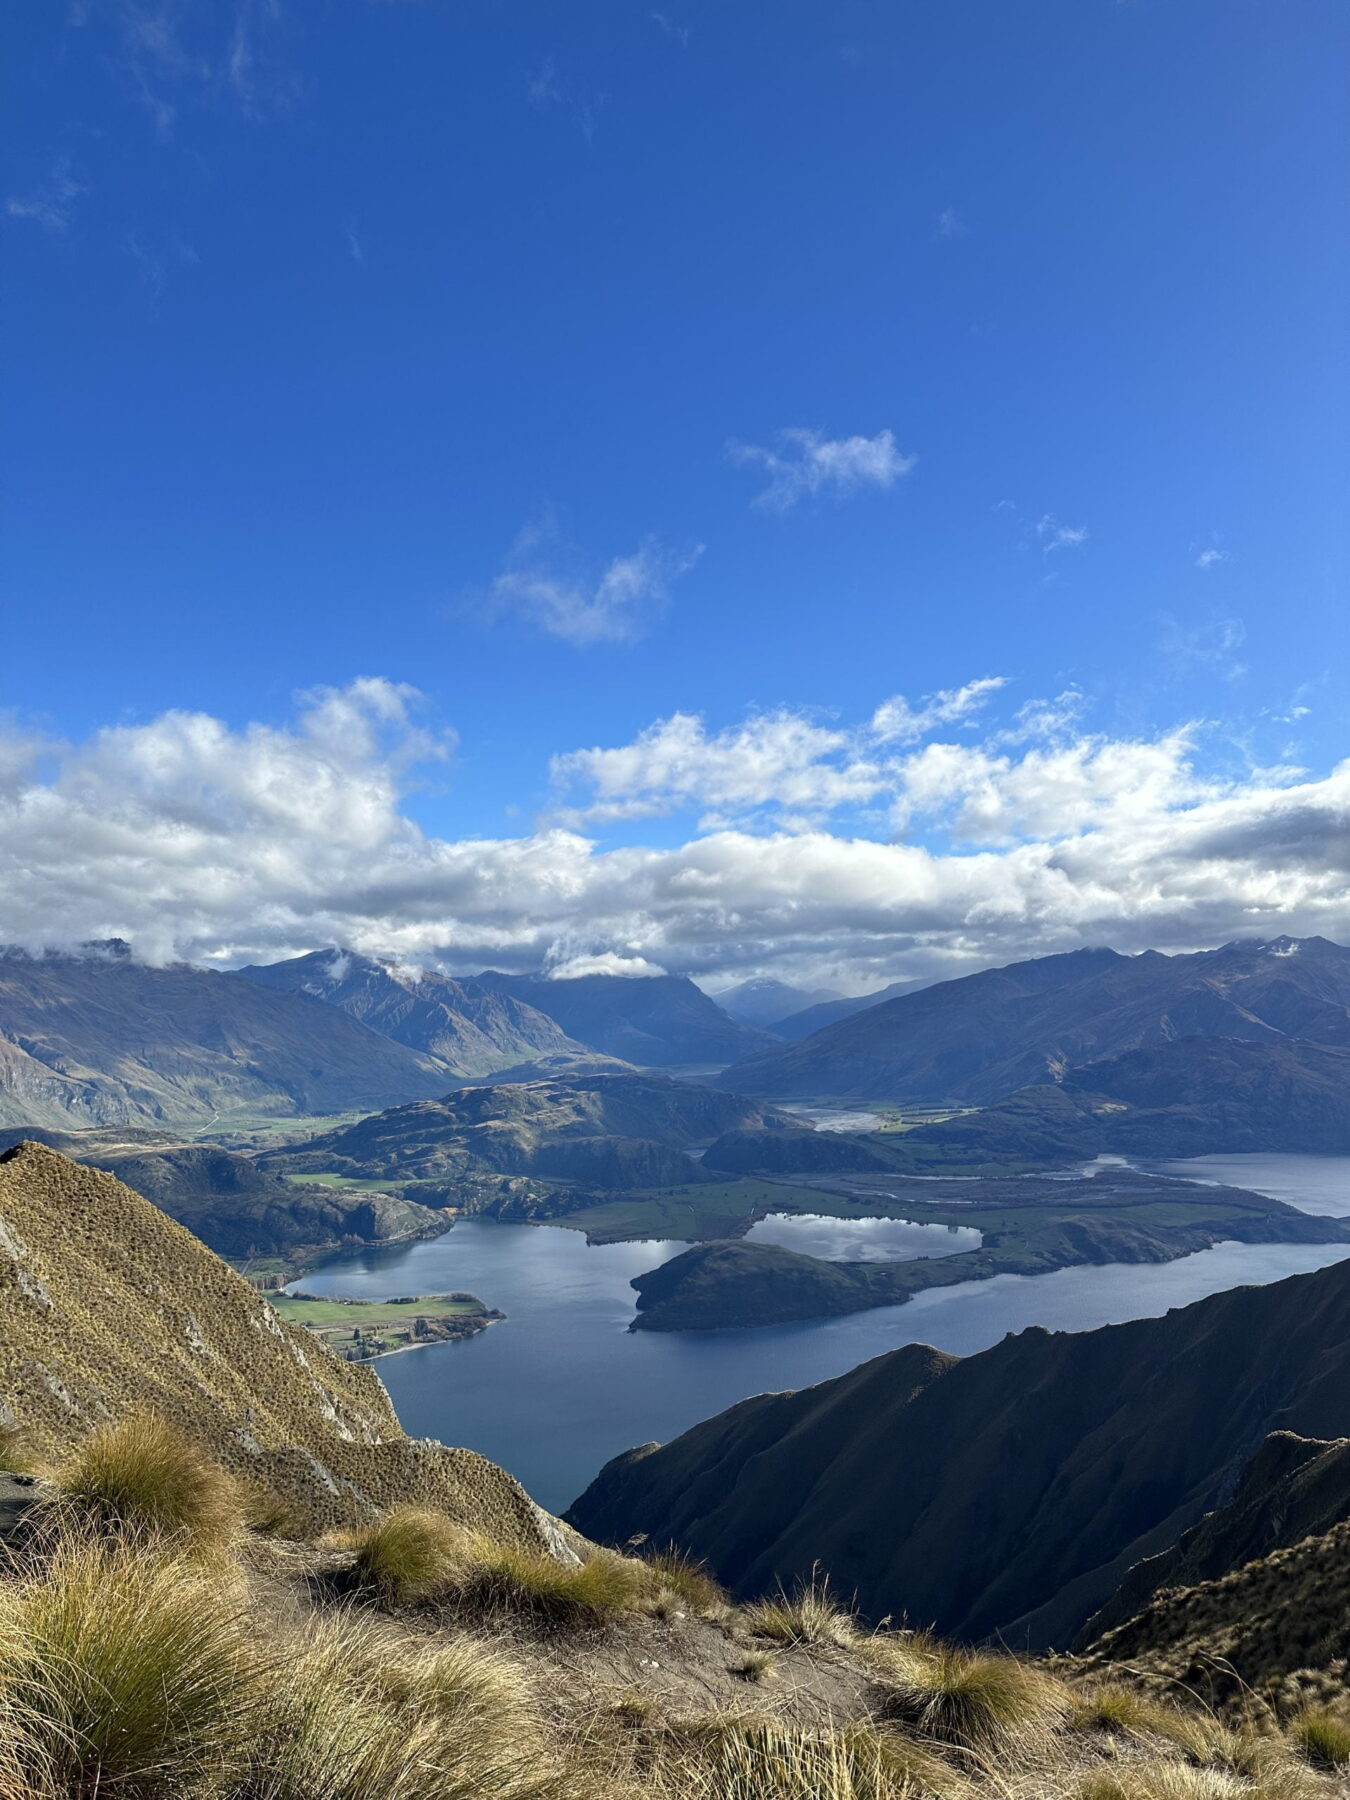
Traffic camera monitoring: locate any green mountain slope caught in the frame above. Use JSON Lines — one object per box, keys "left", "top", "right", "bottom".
{"left": 270, "top": 1071, "right": 792, "bottom": 1187}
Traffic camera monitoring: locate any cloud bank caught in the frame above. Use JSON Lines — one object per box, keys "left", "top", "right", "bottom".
{"left": 0, "top": 678, "right": 1346, "bottom": 989}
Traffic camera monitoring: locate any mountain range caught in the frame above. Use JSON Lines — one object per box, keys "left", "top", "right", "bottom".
{"left": 0, "top": 945, "right": 774, "bottom": 1130}
{"left": 713, "top": 977, "right": 844, "bottom": 1029}
{"left": 237, "top": 949, "right": 582, "bottom": 1074}
{"left": 567, "top": 1252, "right": 1350, "bottom": 1651}
{"left": 716, "top": 936, "right": 1350, "bottom": 1101}
{"left": 0, "top": 944, "right": 452, "bottom": 1129}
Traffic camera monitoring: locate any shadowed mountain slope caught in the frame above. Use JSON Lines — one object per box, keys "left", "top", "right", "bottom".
{"left": 567, "top": 1254, "right": 1350, "bottom": 1650}
{"left": 717, "top": 936, "right": 1350, "bottom": 1102}
{"left": 238, "top": 949, "right": 582, "bottom": 1076}
{"left": 474, "top": 971, "right": 776, "bottom": 1066}
{"left": 0, "top": 945, "right": 453, "bottom": 1129}
{"left": 0, "top": 1142, "right": 557, "bottom": 1545}
{"left": 1080, "top": 1431, "right": 1350, "bottom": 1649}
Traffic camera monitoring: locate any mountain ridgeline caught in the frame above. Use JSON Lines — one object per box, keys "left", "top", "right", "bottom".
{"left": 0, "top": 944, "right": 452, "bottom": 1130}
{"left": 716, "top": 936, "right": 1350, "bottom": 1101}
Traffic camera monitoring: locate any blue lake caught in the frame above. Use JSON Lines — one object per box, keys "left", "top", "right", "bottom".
{"left": 295, "top": 1153, "right": 1350, "bottom": 1513}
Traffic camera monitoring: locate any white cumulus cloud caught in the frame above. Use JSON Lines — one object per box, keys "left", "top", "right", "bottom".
{"left": 728, "top": 428, "right": 916, "bottom": 512}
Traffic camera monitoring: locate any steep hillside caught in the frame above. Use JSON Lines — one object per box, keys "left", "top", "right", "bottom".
{"left": 0, "top": 1142, "right": 555, "bottom": 1544}
{"left": 718, "top": 936, "right": 1350, "bottom": 1101}
{"left": 567, "top": 1254, "right": 1350, "bottom": 1649}
{"left": 0, "top": 945, "right": 453, "bottom": 1129}
{"left": 474, "top": 970, "right": 776, "bottom": 1065}
{"left": 271, "top": 1071, "right": 791, "bottom": 1187}
{"left": 1079, "top": 1513, "right": 1350, "bottom": 1713}
{"left": 239, "top": 949, "right": 582, "bottom": 1076}
{"left": 1081, "top": 1431, "right": 1350, "bottom": 1647}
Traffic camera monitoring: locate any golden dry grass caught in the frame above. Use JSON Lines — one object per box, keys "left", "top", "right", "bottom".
{"left": 870, "top": 1634, "right": 1070, "bottom": 1755}
{"left": 743, "top": 1574, "right": 857, "bottom": 1647}
{"left": 53, "top": 1416, "right": 240, "bottom": 1555}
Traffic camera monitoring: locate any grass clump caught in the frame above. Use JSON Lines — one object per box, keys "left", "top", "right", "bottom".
{"left": 0, "top": 1531, "right": 255, "bottom": 1798}
{"left": 459, "top": 1540, "right": 656, "bottom": 1623}
{"left": 640, "top": 1546, "right": 726, "bottom": 1618}
{"left": 733, "top": 1649, "right": 776, "bottom": 1683}
{"left": 1072, "top": 1682, "right": 1227, "bottom": 1763}
{"left": 657, "top": 1717, "right": 955, "bottom": 1800}
{"left": 743, "top": 1574, "right": 856, "bottom": 1647}
{"left": 345, "top": 1506, "right": 470, "bottom": 1604}
{"left": 54, "top": 1416, "right": 238, "bottom": 1554}
{"left": 346, "top": 1509, "right": 662, "bottom": 1625}
{"left": 1288, "top": 1703, "right": 1350, "bottom": 1770}
{"left": 874, "top": 1637, "right": 1068, "bottom": 1754}
{"left": 1079, "top": 1767, "right": 1251, "bottom": 1800}
{"left": 245, "top": 1618, "right": 565, "bottom": 1800}
{"left": 0, "top": 1421, "right": 37, "bottom": 1476}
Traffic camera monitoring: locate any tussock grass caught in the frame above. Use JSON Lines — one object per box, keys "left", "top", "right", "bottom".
{"left": 654, "top": 1717, "right": 960, "bottom": 1800}
{"left": 640, "top": 1547, "right": 726, "bottom": 1618}
{"left": 346, "top": 1509, "right": 666, "bottom": 1625}
{"left": 1072, "top": 1682, "right": 1228, "bottom": 1763}
{"left": 378, "top": 1637, "right": 541, "bottom": 1745}
{"left": 458, "top": 1539, "right": 657, "bottom": 1623}
{"left": 345, "top": 1506, "right": 469, "bottom": 1603}
{"left": 0, "top": 1531, "right": 254, "bottom": 1797}
{"left": 743, "top": 1574, "right": 856, "bottom": 1647}
{"left": 0, "top": 1423, "right": 36, "bottom": 1476}
{"left": 873, "top": 1636, "right": 1069, "bottom": 1754}
{"left": 243, "top": 1617, "right": 565, "bottom": 1800}
{"left": 54, "top": 1416, "right": 239, "bottom": 1554}
{"left": 1288, "top": 1703, "right": 1350, "bottom": 1770}
{"left": 733, "top": 1649, "right": 776, "bottom": 1683}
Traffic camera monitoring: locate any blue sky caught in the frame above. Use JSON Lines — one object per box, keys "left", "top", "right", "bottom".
{"left": 3, "top": 1, "right": 1348, "bottom": 985}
